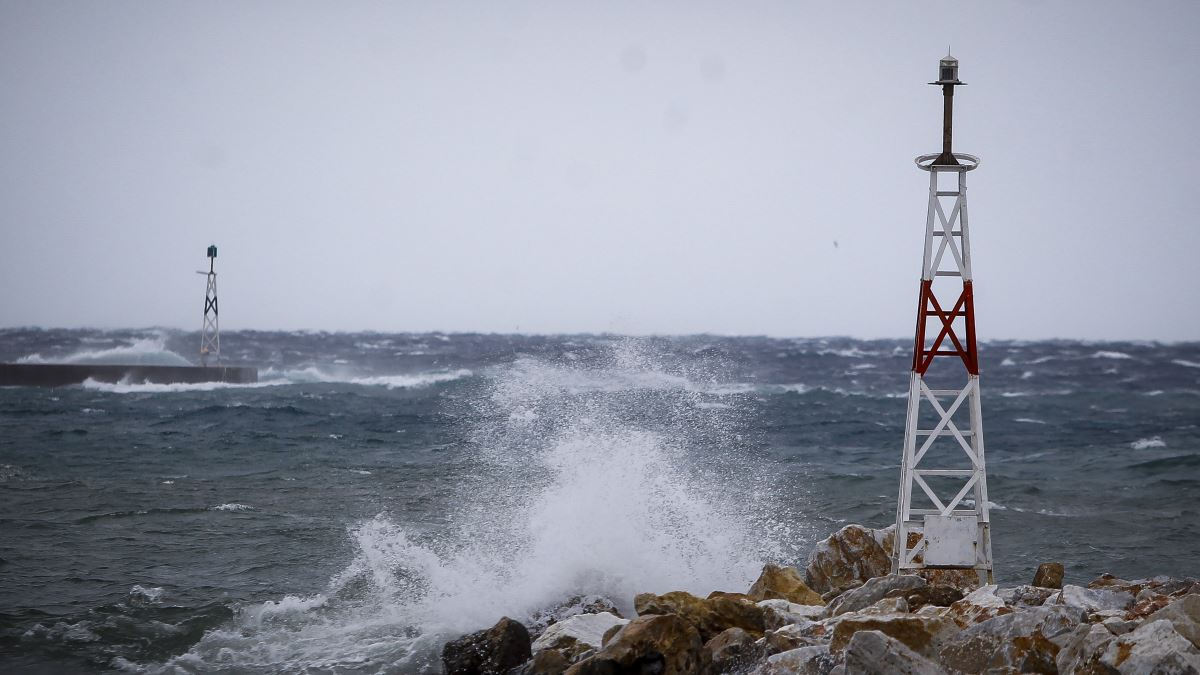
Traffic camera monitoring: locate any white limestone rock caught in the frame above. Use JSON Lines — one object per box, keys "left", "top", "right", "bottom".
{"left": 1055, "top": 584, "right": 1135, "bottom": 613}
{"left": 1147, "top": 594, "right": 1200, "bottom": 650}
{"left": 756, "top": 644, "right": 839, "bottom": 675}
{"left": 937, "top": 605, "right": 1087, "bottom": 674}
{"left": 944, "top": 584, "right": 1013, "bottom": 628}
{"left": 997, "top": 584, "right": 1057, "bottom": 608}
{"left": 1055, "top": 623, "right": 1115, "bottom": 675}
{"left": 757, "top": 599, "right": 826, "bottom": 630}
{"left": 532, "top": 612, "right": 628, "bottom": 661}
{"left": 1098, "top": 619, "right": 1200, "bottom": 674}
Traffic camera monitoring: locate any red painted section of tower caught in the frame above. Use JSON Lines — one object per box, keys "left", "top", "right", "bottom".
{"left": 912, "top": 280, "right": 978, "bottom": 375}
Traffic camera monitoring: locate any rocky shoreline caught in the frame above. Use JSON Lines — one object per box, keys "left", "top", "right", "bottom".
{"left": 440, "top": 523, "right": 1200, "bottom": 674}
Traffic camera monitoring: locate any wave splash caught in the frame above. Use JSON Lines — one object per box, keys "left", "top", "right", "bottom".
{"left": 154, "top": 341, "right": 793, "bottom": 673}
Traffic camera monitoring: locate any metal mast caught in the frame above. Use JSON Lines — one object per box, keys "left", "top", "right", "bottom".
{"left": 891, "top": 53, "right": 994, "bottom": 583}
{"left": 199, "top": 245, "right": 220, "bottom": 366}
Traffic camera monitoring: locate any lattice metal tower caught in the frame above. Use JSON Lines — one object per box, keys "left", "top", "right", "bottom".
{"left": 891, "top": 53, "right": 994, "bottom": 583}
{"left": 199, "top": 245, "right": 220, "bottom": 366}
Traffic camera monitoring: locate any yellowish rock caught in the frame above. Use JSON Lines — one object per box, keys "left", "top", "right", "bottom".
{"left": 747, "top": 564, "right": 826, "bottom": 606}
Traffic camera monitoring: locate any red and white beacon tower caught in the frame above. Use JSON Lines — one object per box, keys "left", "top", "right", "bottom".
{"left": 891, "top": 53, "right": 994, "bottom": 583}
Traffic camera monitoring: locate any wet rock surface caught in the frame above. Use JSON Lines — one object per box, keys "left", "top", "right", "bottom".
{"left": 566, "top": 614, "right": 703, "bottom": 675}
{"left": 634, "top": 590, "right": 766, "bottom": 642}
{"left": 532, "top": 612, "right": 629, "bottom": 663}
{"left": 442, "top": 616, "right": 532, "bottom": 675}
{"left": 700, "top": 627, "right": 762, "bottom": 675}
{"left": 748, "top": 564, "right": 825, "bottom": 606}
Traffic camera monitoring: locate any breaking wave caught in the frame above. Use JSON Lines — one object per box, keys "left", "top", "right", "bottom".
{"left": 151, "top": 341, "right": 794, "bottom": 673}
{"left": 18, "top": 337, "right": 193, "bottom": 367}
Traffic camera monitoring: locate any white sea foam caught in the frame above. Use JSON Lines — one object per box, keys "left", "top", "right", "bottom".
{"left": 78, "top": 368, "right": 473, "bottom": 394}
{"left": 81, "top": 378, "right": 267, "bottom": 394}
{"left": 816, "top": 347, "right": 879, "bottom": 358}
{"left": 1092, "top": 350, "right": 1133, "bottom": 360}
{"left": 127, "top": 585, "right": 165, "bottom": 605}
{"left": 1014, "top": 418, "right": 1047, "bottom": 424}
{"left": 1000, "top": 357, "right": 1016, "bottom": 367}
{"left": 1173, "top": 359, "right": 1200, "bottom": 369}
{"left": 210, "top": 503, "right": 253, "bottom": 512}
{"left": 263, "top": 366, "right": 473, "bottom": 390}
{"left": 1130, "top": 436, "right": 1166, "bottom": 449}
{"left": 156, "top": 340, "right": 796, "bottom": 673}
{"left": 961, "top": 499, "right": 1006, "bottom": 511}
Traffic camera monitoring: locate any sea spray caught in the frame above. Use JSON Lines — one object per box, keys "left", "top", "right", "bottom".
{"left": 154, "top": 339, "right": 806, "bottom": 672}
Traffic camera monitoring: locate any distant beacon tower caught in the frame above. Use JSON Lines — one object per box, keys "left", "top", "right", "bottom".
{"left": 891, "top": 53, "right": 994, "bottom": 583}
{"left": 199, "top": 245, "right": 220, "bottom": 366}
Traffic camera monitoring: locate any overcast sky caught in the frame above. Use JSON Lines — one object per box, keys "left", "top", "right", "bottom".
{"left": 2, "top": 1, "right": 1197, "bottom": 340}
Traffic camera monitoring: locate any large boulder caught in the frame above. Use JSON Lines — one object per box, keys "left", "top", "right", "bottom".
{"left": 756, "top": 644, "right": 839, "bottom": 675}
{"left": 805, "top": 524, "right": 891, "bottom": 596}
{"left": 1098, "top": 619, "right": 1200, "bottom": 674}
{"left": 442, "top": 616, "right": 533, "bottom": 675}
{"left": 1055, "top": 623, "right": 1116, "bottom": 675}
{"left": 701, "top": 627, "right": 762, "bottom": 675}
{"left": 634, "top": 591, "right": 766, "bottom": 642}
{"left": 748, "top": 564, "right": 826, "bottom": 606}
{"left": 943, "top": 585, "right": 1014, "bottom": 628}
{"left": 937, "top": 605, "right": 1086, "bottom": 674}
{"left": 1033, "top": 562, "right": 1066, "bottom": 589}
{"left": 829, "top": 612, "right": 956, "bottom": 656}
{"left": 532, "top": 612, "right": 629, "bottom": 663}
{"left": 842, "top": 630, "right": 948, "bottom": 675}
{"left": 1084, "top": 573, "right": 1199, "bottom": 599}
{"left": 757, "top": 599, "right": 825, "bottom": 630}
{"left": 759, "top": 621, "right": 827, "bottom": 656}
{"left": 1128, "top": 593, "right": 1171, "bottom": 621}
{"left": 1055, "top": 584, "right": 1135, "bottom": 613}
{"left": 826, "top": 574, "right": 926, "bottom": 617}
{"left": 1147, "top": 594, "right": 1200, "bottom": 650}
{"left": 997, "top": 584, "right": 1058, "bottom": 608}
{"left": 528, "top": 595, "right": 624, "bottom": 639}
{"left": 896, "top": 585, "right": 965, "bottom": 612}
{"left": 566, "top": 614, "right": 703, "bottom": 675}
{"left": 510, "top": 649, "right": 571, "bottom": 675}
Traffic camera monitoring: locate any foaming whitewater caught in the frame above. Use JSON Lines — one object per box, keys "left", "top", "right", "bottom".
{"left": 153, "top": 341, "right": 793, "bottom": 673}
{"left": 77, "top": 368, "right": 473, "bottom": 394}
{"left": 18, "top": 336, "right": 194, "bottom": 366}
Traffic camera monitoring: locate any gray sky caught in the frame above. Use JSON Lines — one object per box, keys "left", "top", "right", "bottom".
{"left": 2, "top": 1, "right": 1197, "bottom": 340}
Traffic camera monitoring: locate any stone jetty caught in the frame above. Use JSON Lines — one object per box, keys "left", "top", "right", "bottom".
{"left": 441, "top": 523, "right": 1200, "bottom": 675}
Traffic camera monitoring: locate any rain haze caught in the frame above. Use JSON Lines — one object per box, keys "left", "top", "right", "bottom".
{"left": 2, "top": 1, "right": 1198, "bottom": 340}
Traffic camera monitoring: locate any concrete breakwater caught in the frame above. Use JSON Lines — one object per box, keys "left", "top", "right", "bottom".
{"left": 0, "top": 363, "right": 258, "bottom": 387}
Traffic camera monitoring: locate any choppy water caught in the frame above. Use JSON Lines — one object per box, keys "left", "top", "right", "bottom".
{"left": 1, "top": 328, "right": 1197, "bottom": 672}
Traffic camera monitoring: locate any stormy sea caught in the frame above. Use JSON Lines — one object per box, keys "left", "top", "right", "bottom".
{"left": 1, "top": 328, "right": 1197, "bottom": 673}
